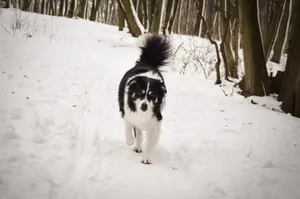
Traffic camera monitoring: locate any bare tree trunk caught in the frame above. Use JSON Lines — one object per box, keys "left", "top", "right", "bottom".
{"left": 41, "top": 0, "right": 46, "bottom": 14}
{"left": 117, "top": 0, "right": 144, "bottom": 37}
{"left": 118, "top": 2, "right": 125, "bottom": 29}
{"left": 49, "top": 0, "right": 55, "bottom": 15}
{"left": 201, "top": 16, "right": 221, "bottom": 84}
{"left": 205, "top": 0, "right": 214, "bottom": 34}
{"left": 231, "top": 0, "right": 239, "bottom": 78}
{"left": 184, "top": 0, "right": 191, "bottom": 34}
{"left": 34, "top": 0, "right": 41, "bottom": 13}
{"left": 78, "top": 0, "right": 88, "bottom": 18}
{"left": 90, "top": 0, "right": 101, "bottom": 21}
{"left": 212, "top": 0, "right": 220, "bottom": 40}
{"left": 141, "top": 0, "right": 148, "bottom": 29}
{"left": 105, "top": 0, "right": 109, "bottom": 23}
{"left": 108, "top": 0, "right": 116, "bottom": 24}
{"left": 162, "top": 0, "right": 173, "bottom": 35}
{"left": 239, "top": 0, "right": 270, "bottom": 96}
{"left": 264, "top": 0, "right": 285, "bottom": 61}
{"left": 54, "top": 0, "right": 58, "bottom": 15}
{"left": 175, "top": 0, "right": 182, "bottom": 34}
{"left": 271, "top": 0, "right": 291, "bottom": 63}
{"left": 193, "top": 0, "right": 204, "bottom": 36}
{"left": 58, "top": 0, "right": 64, "bottom": 16}
{"left": 68, "top": 0, "right": 77, "bottom": 18}
{"left": 64, "top": 0, "right": 68, "bottom": 15}
{"left": 23, "top": 0, "right": 33, "bottom": 11}
{"left": 150, "top": 0, "right": 163, "bottom": 33}
{"left": 147, "top": 0, "right": 155, "bottom": 30}
{"left": 278, "top": 0, "right": 300, "bottom": 117}
{"left": 167, "top": 0, "right": 179, "bottom": 34}
{"left": 258, "top": 0, "right": 271, "bottom": 43}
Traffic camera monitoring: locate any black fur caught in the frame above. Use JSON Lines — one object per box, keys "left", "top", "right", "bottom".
{"left": 118, "top": 34, "right": 172, "bottom": 120}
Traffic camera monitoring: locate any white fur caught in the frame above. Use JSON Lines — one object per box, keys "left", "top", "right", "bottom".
{"left": 123, "top": 84, "right": 162, "bottom": 164}
{"left": 126, "top": 71, "right": 162, "bottom": 85}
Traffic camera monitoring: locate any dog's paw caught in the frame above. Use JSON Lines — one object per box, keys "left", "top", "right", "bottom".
{"left": 141, "top": 159, "right": 152, "bottom": 164}
{"left": 133, "top": 147, "right": 142, "bottom": 153}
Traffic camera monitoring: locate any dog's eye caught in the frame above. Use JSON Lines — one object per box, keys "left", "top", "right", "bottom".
{"left": 148, "top": 90, "right": 153, "bottom": 96}
{"left": 140, "top": 90, "right": 145, "bottom": 95}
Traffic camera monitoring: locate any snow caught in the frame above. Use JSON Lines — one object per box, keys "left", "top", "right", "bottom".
{"left": 1, "top": 9, "right": 300, "bottom": 199}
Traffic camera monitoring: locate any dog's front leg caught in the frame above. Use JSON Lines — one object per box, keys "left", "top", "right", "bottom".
{"left": 133, "top": 127, "right": 143, "bottom": 153}
{"left": 124, "top": 120, "right": 134, "bottom": 146}
{"left": 141, "top": 125, "right": 161, "bottom": 164}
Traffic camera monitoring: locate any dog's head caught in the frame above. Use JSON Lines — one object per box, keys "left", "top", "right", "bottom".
{"left": 126, "top": 76, "right": 166, "bottom": 113}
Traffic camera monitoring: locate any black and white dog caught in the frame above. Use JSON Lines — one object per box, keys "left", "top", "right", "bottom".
{"left": 118, "top": 34, "right": 172, "bottom": 164}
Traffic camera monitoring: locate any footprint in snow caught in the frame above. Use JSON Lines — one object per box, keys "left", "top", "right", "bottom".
{"left": 5, "top": 124, "right": 20, "bottom": 140}
{"left": 42, "top": 116, "right": 54, "bottom": 127}
{"left": 10, "top": 109, "right": 24, "bottom": 120}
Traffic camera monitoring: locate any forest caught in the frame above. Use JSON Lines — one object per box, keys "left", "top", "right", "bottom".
{"left": 1, "top": 0, "right": 299, "bottom": 119}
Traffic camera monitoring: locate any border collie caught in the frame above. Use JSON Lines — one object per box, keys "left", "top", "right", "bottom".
{"left": 118, "top": 34, "right": 172, "bottom": 164}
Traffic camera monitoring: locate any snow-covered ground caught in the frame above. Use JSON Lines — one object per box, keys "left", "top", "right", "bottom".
{"left": 0, "top": 9, "right": 300, "bottom": 199}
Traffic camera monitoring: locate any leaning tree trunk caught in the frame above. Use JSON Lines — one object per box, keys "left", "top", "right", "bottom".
{"left": 271, "top": 0, "right": 291, "bottom": 63}
{"left": 117, "top": 0, "right": 144, "bottom": 37}
{"left": 278, "top": 0, "right": 300, "bottom": 118}
{"left": 193, "top": 0, "right": 205, "bottom": 36}
{"left": 220, "top": 0, "right": 235, "bottom": 80}
{"left": 239, "top": 0, "right": 270, "bottom": 96}
{"left": 150, "top": 0, "right": 164, "bottom": 33}
{"left": 118, "top": 2, "right": 125, "bottom": 30}
{"left": 162, "top": 0, "right": 173, "bottom": 35}
{"left": 141, "top": 0, "right": 148, "bottom": 30}
{"left": 263, "top": 0, "right": 285, "bottom": 61}
{"left": 258, "top": 0, "right": 271, "bottom": 44}
{"left": 201, "top": 16, "right": 221, "bottom": 84}
{"left": 175, "top": 0, "right": 182, "bottom": 34}
{"left": 168, "top": 0, "right": 180, "bottom": 34}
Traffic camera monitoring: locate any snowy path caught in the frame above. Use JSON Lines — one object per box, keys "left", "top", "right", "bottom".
{"left": 0, "top": 9, "right": 300, "bottom": 199}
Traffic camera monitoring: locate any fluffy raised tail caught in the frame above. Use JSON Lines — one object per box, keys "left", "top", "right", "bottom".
{"left": 137, "top": 34, "right": 172, "bottom": 69}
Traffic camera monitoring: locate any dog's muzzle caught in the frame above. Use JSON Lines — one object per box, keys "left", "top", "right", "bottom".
{"left": 141, "top": 103, "right": 148, "bottom": 112}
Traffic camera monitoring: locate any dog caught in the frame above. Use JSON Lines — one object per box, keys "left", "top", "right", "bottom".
{"left": 118, "top": 34, "right": 172, "bottom": 164}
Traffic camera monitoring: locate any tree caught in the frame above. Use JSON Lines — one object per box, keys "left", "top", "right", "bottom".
{"left": 78, "top": 0, "right": 88, "bottom": 19}
{"left": 150, "top": 0, "right": 164, "bottom": 33}
{"left": 58, "top": 0, "right": 65, "bottom": 16}
{"left": 263, "top": 0, "right": 285, "bottom": 61}
{"left": 117, "top": 0, "right": 144, "bottom": 37}
{"left": 168, "top": 0, "right": 180, "bottom": 34}
{"left": 90, "top": 0, "right": 102, "bottom": 21}
{"left": 201, "top": 16, "right": 221, "bottom": 84}
{"left": 271, "top": 0, "right": 291, "bottom": 63}
{"left": 68, "top": 0, "right": 77, "bottom": 18}
{"left": 279, "top": 0, "right": 300, "bottom": 118}
{"left": 193, "top": 0, "right": 205, "bottom": 36}
{"left": 162, "top": 0, "right": 173, "bottom": 35}
{"left": 239, "top": 0, "right": 270, "bottom": 96}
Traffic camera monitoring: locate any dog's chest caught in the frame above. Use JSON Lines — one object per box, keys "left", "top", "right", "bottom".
{"left": 124, "top": 107, "right": 158, "bottom": 131}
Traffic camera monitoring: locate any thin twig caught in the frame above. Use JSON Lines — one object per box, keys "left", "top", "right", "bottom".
{"left": 246, "top": 147, "right": 253, "bottom": 157}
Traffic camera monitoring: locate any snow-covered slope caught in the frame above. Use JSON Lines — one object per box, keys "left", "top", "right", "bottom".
{"left": 0, "top": 9, "right": 300, "bottom": 199}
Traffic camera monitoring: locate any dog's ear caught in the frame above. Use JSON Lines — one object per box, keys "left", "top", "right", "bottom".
{"left": 127, "top": 79, "right": 136, "bottom": 87}
{"left": 161, "top": 84, "right": 167, "bottom": 94}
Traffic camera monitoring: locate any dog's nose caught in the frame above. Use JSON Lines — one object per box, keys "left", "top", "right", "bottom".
{"left": 141, "top": 103, "right": 148, "bottom": 111}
